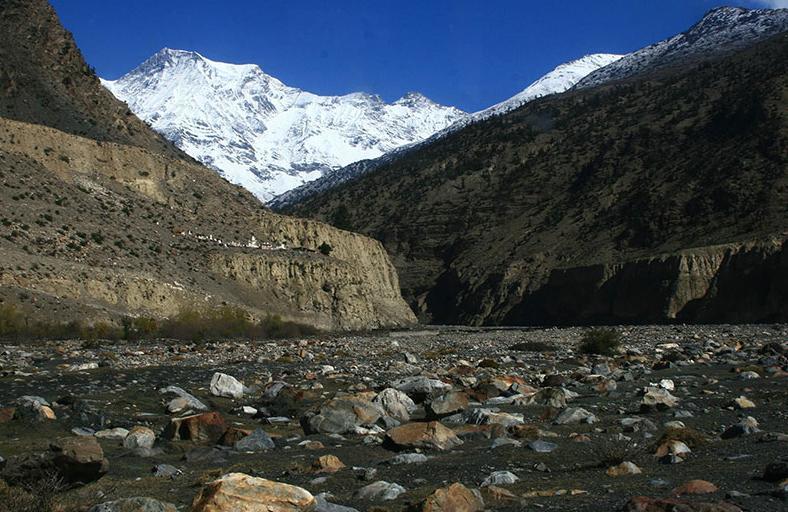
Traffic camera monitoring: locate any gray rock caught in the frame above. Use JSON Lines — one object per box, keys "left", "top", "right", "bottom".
{"left": 389, "top": 376, "right": 451, "bottom": 399}
{"left": 354, "top": 481, "right": 406, "bottom": 501}
{"left": 481, "top": 470, "right": 519, "bottom": 487}
{"left": 159, "top": 386, "right": 208, "bottom": 411}
{"left": 303, "top": 398, "right": 384, "bottom": 434}
{"left": 234, "top": 428, "right": 275, "bottom": 451}
{"left": 152, "top": 464, "right": 181, "bottom": 478}
{"left": 388, "top": 453, "right": 429, "bottom": 464}
{"left": 373, "top": 388, "right": 416, "bottom": 422}
{"left": 528, "top": 440, "right": 558, "bottom": 453}
{"left": 88, "top": 497, "right": 177, "bottom": 512}
{"left": 554, "top": 407, "right": 598, "bottom": 425}
{"left": 316, "top": 493, "right": 361, "bottom": 512}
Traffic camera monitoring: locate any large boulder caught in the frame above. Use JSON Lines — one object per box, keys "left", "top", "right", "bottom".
{"left": 420, "top": 482, "right": 484, "bottom": 512}
{"left": 384, "top": 421, "right": 463, "bottom": 451}
{"left": 302, "top": 398, "right": 384, "bottom": 435}
{"left": 191, "top": 473, "right": 316, "bottom": 511}
{"left": 88, "top": 497, "right": 177, "bottom": 512}
{"left": 163, "top": 412, "right": 227, "bottom": 443}
{"left": 50, "top": 437, "right": 109, "bottom": 485}
{"left": 373, "top": 388, "right": 416, "bottom": 422}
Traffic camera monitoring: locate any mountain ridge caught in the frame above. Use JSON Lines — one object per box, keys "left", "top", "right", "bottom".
{"left": 103, "top": 49, "right": 466, "bottom": 201}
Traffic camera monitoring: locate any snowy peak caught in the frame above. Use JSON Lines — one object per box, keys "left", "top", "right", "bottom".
{"left": 475, "top": 53, "right": 623, "bottom": 118}
{"left": 103, "top": 50, "right": 466, "bottom": 202}
{"left": 576, "top": 6, "right": 788, "bottom": 89}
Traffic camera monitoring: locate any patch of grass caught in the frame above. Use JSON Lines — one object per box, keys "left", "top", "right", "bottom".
{"left": 0, "top": 472, "right": 65, "bottom": 512}
{"left": 579, "top": 328, "right": 621, "bottom": 355}
{"left": 590, "top": 435, "right": 646, "bottom": 468}
{"left": 509, "top": 341, "right": 556, "bottom": 352}
{"left": 655, "top": 426, "right": 709, "bottom": 449}
{"left": 0, "top": 302, "right": 318, "bottom": 342}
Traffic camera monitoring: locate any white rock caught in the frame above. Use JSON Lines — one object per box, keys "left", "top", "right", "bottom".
{"left": 210, "top": 372, "right": 244, "bottom": 399}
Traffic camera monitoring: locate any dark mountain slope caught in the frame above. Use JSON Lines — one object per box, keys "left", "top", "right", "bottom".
{"left": 0, "top": 0, "right": 416, "bottom": 331}
{"left": 287, "top": 33, "right": 788, "bottom": 325}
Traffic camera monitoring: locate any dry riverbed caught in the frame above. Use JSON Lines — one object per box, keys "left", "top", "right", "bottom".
{"left": 0, "top": 324, "right": 786, "bottom": 511}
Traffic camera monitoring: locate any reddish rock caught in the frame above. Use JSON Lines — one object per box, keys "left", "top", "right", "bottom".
{"left": 0, "top": 407, "right": 15, "bottom": 423}
{"left": 671, "top": 480, "right": 719, "bottom": 496}
{"left": 421, "top": 482, "right": 484, "bottom": 512}
{"left": 164, "top": 412, "right": 227, "bottom": 443}
{"left": 385, "top": 421, "right": 463, "bottom": 451}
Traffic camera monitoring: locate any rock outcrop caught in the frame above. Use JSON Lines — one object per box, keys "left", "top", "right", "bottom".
{"left": 0, "top": 0, "right": 415, "bottom": 332}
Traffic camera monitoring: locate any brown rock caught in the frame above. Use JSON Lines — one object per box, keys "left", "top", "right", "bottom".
{"left": 164, "top": 412, "right": 227, "bottom": 443}
{"left": 606, "top": 461, "right": 642, "bottom": 477}
{"left": 672, "top": 480, "right": 719, "bottom": 496}
{"left": 0, "top": 407, "right": 15, "bottom": 423}
{"left": 481, "top": 485, "right": 518, "bottom": 505}
{"left": 219, "top": 427, "right": 253, "bottom": 446}
{"left": 191, "top": 473, "right": 316, "bottom": 512}
{"left": 421, "top": 482, "right": 484, "bottom": 512}
{"left": 385, "top": 421, "right": 463, "bottom": 451}
{"left": 50, "top": 436, "right": 109, "bottom": 484}
{"left": 311, "top": 455, "right": 345, "bottom": 474}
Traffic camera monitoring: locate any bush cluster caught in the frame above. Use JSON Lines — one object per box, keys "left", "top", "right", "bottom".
{"left": 0, "top": 303, "right": 317, "bottom": 343}
{"left": 579, "top": 328, "right": 621, "bottom": 355}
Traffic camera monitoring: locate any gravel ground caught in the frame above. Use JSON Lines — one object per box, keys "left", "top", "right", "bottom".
{"left": 0, "top": 324, "right": 786, "bottom": 511}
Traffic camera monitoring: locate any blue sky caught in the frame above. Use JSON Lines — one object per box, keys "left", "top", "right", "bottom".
{"left": 51, "top": 0, "right": 781, "bottom": 112}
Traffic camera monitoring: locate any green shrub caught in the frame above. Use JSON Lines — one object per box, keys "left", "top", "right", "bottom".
{"left": 579, "top": 328, "right": 621, "bottom": 355}
{"left": 318, "top": 242, "right": 332, "bottom": 256}
{"left": 0, "top": 303, "right": 25, "bottom": 338}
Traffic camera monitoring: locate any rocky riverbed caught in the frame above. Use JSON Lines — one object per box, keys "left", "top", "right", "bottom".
{"left": 0, "top": 324, "right": 786, "bottom": 511}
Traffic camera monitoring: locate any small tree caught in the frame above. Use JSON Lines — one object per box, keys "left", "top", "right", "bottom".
{"left": 318, "top": 242, "right": 332, "bottom": 256}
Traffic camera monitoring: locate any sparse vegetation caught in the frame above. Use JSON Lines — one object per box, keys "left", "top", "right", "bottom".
{"left": 579, "top": 328, "right": 621, "bottom": 355}
{"left": 509, "top": 340, "right": 556, "bottom": 352}
{"left": 0, "top": 302, "right": 318, "bottom": 342}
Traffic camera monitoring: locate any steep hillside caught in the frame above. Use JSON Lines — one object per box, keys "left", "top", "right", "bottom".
{"left": 287, "top": 33, "right": 788, "bottom": 325}
{"left": 102, "top": 49, "right": 466, "bottom": 201}
{"left": 0, "top": 0, "right": 416, "bottom": 331}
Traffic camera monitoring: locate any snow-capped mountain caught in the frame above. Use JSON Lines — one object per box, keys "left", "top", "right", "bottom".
{"left": 102, "top": 48, "right": 466, "bottom": 201}
{"left": 271, "top": 6, "right": 788, "bottom": 210}
{"left": 270, "top": 54, "right": 621, "bottom": 209}
{"left": 576, "top": 6, "right": 788, "bottom": 89}
{"left": 476, "top": 54, "right": 623, "bottom": 118}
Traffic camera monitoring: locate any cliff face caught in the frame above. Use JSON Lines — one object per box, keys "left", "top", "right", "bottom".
{"left": 289, "top": 34, "right": 788, "bottom": 326}
{"left": 501, "top": 239, "right": 787, "bottom": 325}
{"left": 0, "top": 0, "right": 416, "bottom": 331}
